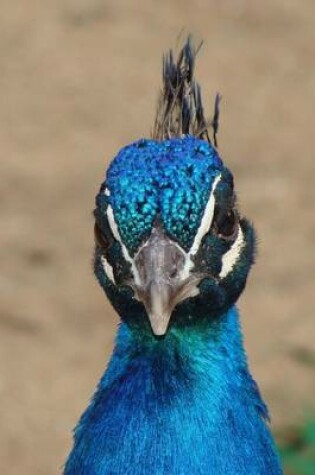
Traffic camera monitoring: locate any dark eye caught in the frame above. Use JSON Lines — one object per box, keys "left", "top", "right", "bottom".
{"left": 213, "top": 208, "right": 238, "bottom": 240}
{"left": 94, "top": 222, "right": 110, "bottom": 251}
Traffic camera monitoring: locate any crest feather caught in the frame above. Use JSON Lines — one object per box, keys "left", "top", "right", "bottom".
{"left": 152, "top": 36, "right": 221, "bottom": 146}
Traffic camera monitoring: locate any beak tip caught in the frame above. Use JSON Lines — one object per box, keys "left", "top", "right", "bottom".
{"left": 149, "top": 313, "right": 171, "bottom": 336}
{"left": 152, "top": 328, "right": 167, "bottom": 336}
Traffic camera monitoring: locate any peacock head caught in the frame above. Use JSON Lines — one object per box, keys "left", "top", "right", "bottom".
{"left": 93, "top": 39, "right": 256, "bottom": 336}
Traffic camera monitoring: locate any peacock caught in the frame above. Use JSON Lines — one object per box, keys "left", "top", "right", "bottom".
{"left": 64, "top": 38, "right": 283, "bottom": 474}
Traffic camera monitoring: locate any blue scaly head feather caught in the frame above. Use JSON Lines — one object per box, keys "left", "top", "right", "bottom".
{"left": 64, "top": 38, "right": 283, "bottom": 474}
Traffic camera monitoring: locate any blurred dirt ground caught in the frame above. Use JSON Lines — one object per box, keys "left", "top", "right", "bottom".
{"left": 0, "top": 1, "right": 314, "bottom": 474}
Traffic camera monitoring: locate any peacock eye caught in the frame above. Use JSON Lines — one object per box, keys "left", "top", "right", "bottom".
{"left": 94, "top": 222, "right": 110, "bottom": 251}
{"left": 213, "top": 208, "right": 238, "bottom": 240}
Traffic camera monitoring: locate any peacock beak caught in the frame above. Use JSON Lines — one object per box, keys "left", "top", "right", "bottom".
{"left": 132, "top": 226, "right": 200, "bottom": 336}
{"left": 138, "top": 280, "right": 173, "bottom": 335}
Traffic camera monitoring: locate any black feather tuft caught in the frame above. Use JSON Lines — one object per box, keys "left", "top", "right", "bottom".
{"left": 153, "top": 36, "right": 220, "bottom": 145}
{"left": 212, "top": 93, "right": 221, "bottom": 148}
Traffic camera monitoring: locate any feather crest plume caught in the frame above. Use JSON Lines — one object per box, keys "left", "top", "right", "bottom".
{"left": 153, "top": 36, "right": 221, "bottom": 147}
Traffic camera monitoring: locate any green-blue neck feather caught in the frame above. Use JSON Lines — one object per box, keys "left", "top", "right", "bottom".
{"left": 64, "top": 307, "right": 282, "bottom": 474}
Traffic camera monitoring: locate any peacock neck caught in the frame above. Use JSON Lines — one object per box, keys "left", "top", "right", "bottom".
{"left": 104, "top": 307, "right": 250, "bottom": 394}
{"left": 65, "top": 307, "right": 282, "bottom": 475}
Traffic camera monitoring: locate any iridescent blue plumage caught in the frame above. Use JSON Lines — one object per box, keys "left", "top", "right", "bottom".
{"left": 106, "top": 137, "right": 222, "bottom": 253}
{"left": 65, "top": 310, "right": 282, "bottom": 474}
{"left": 64, "top": 38, "right": 283, "bottom": 474}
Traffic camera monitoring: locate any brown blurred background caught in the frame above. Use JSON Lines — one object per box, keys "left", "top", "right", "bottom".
{"left": 0, "top": 1, "right": 314, "bottom": 474}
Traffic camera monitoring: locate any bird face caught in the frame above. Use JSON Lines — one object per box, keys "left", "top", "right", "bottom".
{"left": 94, "top": 137, "right": 256, "bottom": 336}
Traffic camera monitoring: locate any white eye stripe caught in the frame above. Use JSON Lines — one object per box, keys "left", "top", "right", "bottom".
{"left": 219, "top": 225, "right": 244, "bottom": 279}
{"left": 189, "top": 174, "right": 221, "bottom": 256}
{"left": 104, "top": 187, "right": 110, "bottom": 196}
{"left": 178, "top": 174, "right": 222, "bottom": 280}
{"left": 107, "top": 205, "right": 121, "bottom": 242}
{"left": 101, "top": 256, "right": 115, "bottom": 283}
{"left": 106, "top": 204, "right": 141, "bottom": 286}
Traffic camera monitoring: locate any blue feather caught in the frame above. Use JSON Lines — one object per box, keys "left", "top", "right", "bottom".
{"left": 65, "top": 308, "right": 282, "bottom": 474}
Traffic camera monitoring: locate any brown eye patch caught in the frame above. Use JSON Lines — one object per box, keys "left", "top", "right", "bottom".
{"left": 212, "top": 207, "right": 239, "bottom": 241}
{"left": 94, "top": 222, "right": 111, "bottom": 251}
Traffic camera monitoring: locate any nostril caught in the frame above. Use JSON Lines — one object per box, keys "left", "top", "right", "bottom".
{"left": 169, "top": 265, "right": 178, "bottom": 279}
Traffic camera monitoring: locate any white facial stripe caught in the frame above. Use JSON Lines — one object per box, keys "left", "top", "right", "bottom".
{"left": 101, "top": 256, "right": 115, "bottom": 283}
{"left": 190, "top": 174, "right": 221, "bottom": 256}
{"left": 104, "top": 187, "right": 110, "bottom": 196}
{"left": 180, "top": 174, "right": 221, "bottom": 280}
{"left": 106, "top": 204, "right": 141, "bottom": 286}
{"left": 219, "top": 225, "right": 244, "bottom": 279}
{"left": 107, "top": 205, "right": 121, "bottom": 242}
